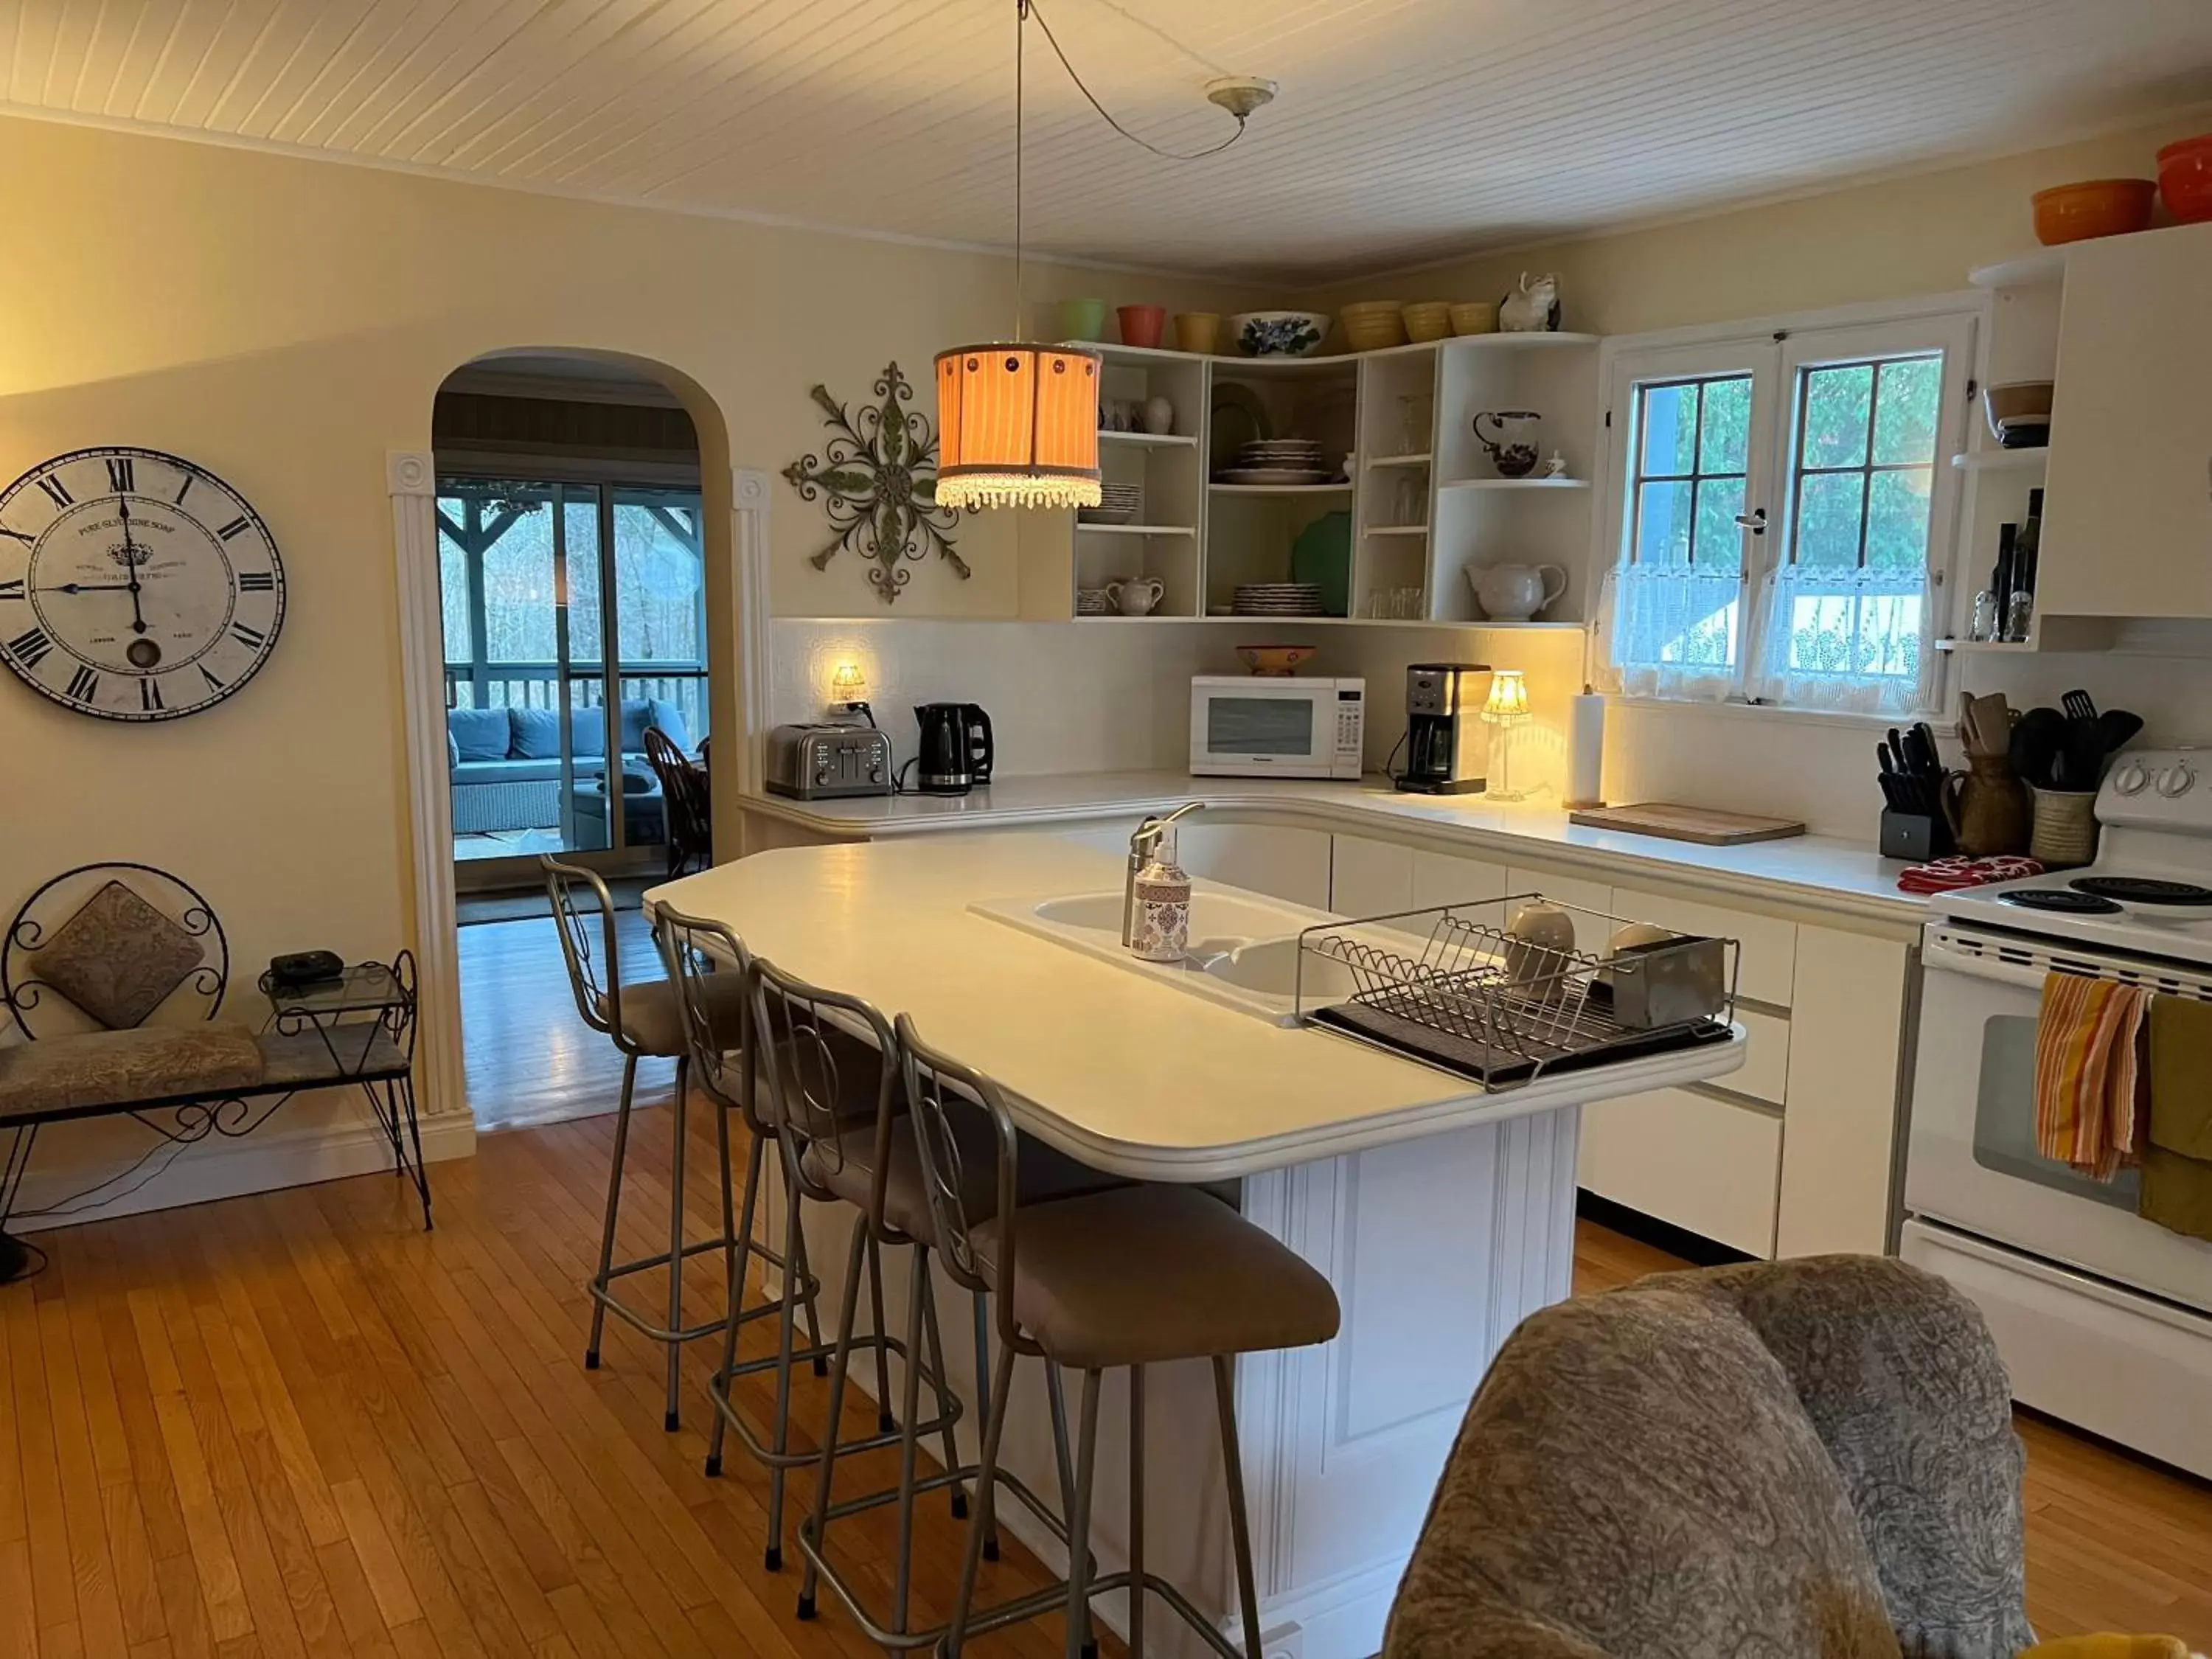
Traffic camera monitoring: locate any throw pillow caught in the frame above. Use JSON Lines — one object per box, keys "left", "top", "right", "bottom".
{"left": 447, "top": 728, "right": 461, "bottom": 770}
{"left": 448, "top": 705, "right": 511, "bottom": 762}
{"left": 34, "top": 880, "right": 207, "bottom": 1030}
{"left": 509, "top": 706, "right": 610, "bottom": 760}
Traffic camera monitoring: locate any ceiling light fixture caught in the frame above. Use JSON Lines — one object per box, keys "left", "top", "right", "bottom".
{"left": 934, "top": 0, "right": 1272, "bottom": 513}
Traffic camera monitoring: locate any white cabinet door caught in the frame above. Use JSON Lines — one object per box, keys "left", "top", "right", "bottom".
{"left": 1776, "top": 925, "right": 1908, "bottom": 1256}
{"left": 1409, "top": 849, "right": 1510, "bottom": 911}
{"left": 1329, "top": 835, "right": 1415, "bottom": 919}
{"left": 1609, "top": 886, "right": 1798, "bottom": 1009}
{"left": 1178, "top": 824, "right": 1333, "bottom": 909}
{"left": 2041, "top": 220, "right": 2212, "bottom": 619}
{"left": 1580, "top": 1087, "right": 1783, "bottom": 1258}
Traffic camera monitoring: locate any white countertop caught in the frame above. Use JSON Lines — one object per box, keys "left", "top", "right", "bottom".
{"left": 742, "top": 770, "right": 1924, "bottom": 928}
{"left": 648, "top": 835, "right": 1746, "bottom": 1180}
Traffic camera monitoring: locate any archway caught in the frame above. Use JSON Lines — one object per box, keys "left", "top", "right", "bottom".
{"left": 389, "top": 348, "right": 771, "bottom": 1134}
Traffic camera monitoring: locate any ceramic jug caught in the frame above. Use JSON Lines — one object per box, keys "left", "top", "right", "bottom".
{"left": 1941, "top": 757, "right": 2032, "bottom": 858}
{"left": 1468, "top": 563, "right": 1568, "bottom": 622}
{"left": 1107, "top": 575, "right": 1164, "bottom": 616}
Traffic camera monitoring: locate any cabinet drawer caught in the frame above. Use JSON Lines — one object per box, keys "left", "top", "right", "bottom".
{"left": 1178, "top": 824, "right": 1332, "bottom": 910}
{"left": 1329, "top": 835, "right": 1414, "bottom": 919}
{"left": 1409, "top": 849, "right": 1510, "bottom": 910}
{"left": 1722, "top": 1007, "right": 1790, "bottom": 1107}
{"left": 1579, "top": 1086, "right": 1781, "bottom": 1259}
{"left": 1610, "top": 885, "right": 1797, "bottom": 1008}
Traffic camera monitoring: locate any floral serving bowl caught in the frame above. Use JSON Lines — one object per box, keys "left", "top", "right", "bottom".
{"left": 1228, "top": 311, "right": 1332, "bottom": 358}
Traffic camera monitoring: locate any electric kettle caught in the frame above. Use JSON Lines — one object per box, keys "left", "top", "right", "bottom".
{"left": 914, "top": 703, "right": 995, "bottom": 795}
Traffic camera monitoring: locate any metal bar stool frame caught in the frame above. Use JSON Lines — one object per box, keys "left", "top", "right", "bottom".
{"left": 543, "top": 855, "right": 736, "bottom": 1433}
{"left": 899, "top": 1015, "right": 1276, "bottom": 1659}
{"left": 792, "top": 1010, "right": 1091, "bottom": 1651}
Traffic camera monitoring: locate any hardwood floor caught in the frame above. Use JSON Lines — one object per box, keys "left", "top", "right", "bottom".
{"left": 2, "top": 1100, "right": 2207, "bottom": 1656}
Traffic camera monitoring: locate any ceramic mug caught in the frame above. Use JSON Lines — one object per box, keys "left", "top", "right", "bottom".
{"left": 1107, "top": 575, "right": 1164, "bottom": 616}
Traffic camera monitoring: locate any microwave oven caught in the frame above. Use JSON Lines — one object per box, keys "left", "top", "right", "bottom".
{"left": 1189, "top": 676, "right": 1366, "bottom": 779}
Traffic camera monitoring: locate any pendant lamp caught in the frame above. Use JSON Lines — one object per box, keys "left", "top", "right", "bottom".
{"left": 933, "top": 1, "right": 1102, "bottom": 512}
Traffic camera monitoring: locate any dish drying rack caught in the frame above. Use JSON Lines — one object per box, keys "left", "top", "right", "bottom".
{"left": 1293, "top": 895, "right": 1740, "bottom": 1089}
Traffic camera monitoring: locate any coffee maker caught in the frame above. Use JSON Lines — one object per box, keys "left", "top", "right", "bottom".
{"left": 1394, "top": 663, "right": 1492, "bottom": 795}
{"left": 913, "top": 703, "right": 995, "bottom": 795}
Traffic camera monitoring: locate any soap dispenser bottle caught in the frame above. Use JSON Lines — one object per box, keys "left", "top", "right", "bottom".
{"left": 1130, "top": 824, "right": 1194, "bottom": 963}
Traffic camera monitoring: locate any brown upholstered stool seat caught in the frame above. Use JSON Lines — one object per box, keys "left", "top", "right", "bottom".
{"left": 599, "top": 973, "right": 745, "bottom": 1057}
{"left": 801, "top": 1112, "right": 1123, "bottom": 1245}
{"left": 970, "top": 1184, "right": 1340, "bottom": 1371}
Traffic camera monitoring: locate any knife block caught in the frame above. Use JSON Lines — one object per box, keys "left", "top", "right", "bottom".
{"left": 1880, "top": 809, "right": 1953, "bottom": 863}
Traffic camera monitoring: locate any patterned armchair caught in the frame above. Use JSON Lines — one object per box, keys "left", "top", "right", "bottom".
{"left": 1384, "top": 1255, "right": 2034, "bottom": 1659}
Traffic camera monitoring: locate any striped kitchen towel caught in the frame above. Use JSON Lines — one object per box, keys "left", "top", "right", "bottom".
{"left": 2034, "top": 973, "right": 2153, "bottom": 1180}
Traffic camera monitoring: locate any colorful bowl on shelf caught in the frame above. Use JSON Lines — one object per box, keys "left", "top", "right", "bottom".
{"left": 2157, "top": 133, "right": 2212, "bottom": 224}
{"left": 1175, "top": 311, "right": 1222, "bottom": 353}
{"left": 1228, "top": 311, "right": 1332, "bottom": 358}
{"left": 1116, "top": 304, "right": 1166, "bottom": 349}
{"left": 1401, "top": 302, "right": 1453, "bottom": 343}
{"left": 2031, "top": 178, "right": 2155, "bottom": 246}
{"left": 1059, "top": 297, "right": 1108, "bottom": 341}
{"left": 1237, "top": 644, "right": 1318, "bottom": 677}
{"left": 1983, "top": 380, "right": 2054, "bottom": 443}
{"left": 1448, "top": 300, "right": 1499, "bottom": 335}
{"left": 1339, "top": 300, "right": 1407, "bottom": 352}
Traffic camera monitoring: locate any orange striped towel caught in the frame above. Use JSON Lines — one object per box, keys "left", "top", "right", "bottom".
{"left": 2034, "top": 974, "right": 2153, "bottom": 1180}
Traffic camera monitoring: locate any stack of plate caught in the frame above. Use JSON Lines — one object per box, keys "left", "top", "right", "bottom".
{"left": 1217, "top": 439, "right": 1330, "bottom": 486}
{"left": 1079, "top": 481, "right": 1145, "bottom": 525}
{"left": 1233, "top": 582, "right": 1326, "bottom": 616}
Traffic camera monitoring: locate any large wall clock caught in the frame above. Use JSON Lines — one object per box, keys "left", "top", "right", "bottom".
{"left": 0, "top": 446, "right": 286, "bottom": 721}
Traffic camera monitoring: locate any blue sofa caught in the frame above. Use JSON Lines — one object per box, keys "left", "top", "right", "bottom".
{"left": 448, "top": 698, "right": 690, "bottom": 835}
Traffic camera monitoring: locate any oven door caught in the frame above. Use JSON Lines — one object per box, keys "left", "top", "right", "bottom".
{"left": 1907, "top": 921, "right": 2212, "bottom": 1314}
{"left": 1189, "top": 681, "right": 1329, "bottom": 776}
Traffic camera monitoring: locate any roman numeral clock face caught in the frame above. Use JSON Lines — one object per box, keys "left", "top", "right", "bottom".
{"left": 0, "top": 447, "right": 285, "bottom": 720}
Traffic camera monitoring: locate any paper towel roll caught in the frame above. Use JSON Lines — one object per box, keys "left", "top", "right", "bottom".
{"left": 1565, "top": 692, "right": 1606, "bottom": 809}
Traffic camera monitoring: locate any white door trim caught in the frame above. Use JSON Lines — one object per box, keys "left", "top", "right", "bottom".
{"left": 388, "top": 451, "right": 774, "bottom": 1135}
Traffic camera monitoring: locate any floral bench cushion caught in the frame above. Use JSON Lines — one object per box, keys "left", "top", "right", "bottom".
{"left": 0, "top": 1025, "right": 264, "bottom": 1120}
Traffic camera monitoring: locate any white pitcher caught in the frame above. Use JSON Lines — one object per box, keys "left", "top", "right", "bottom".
{"left": 1107, "top": 575, "right": 1164, "bottom": 616}
{"left": 1467, "top": 563, "right": 1567, "bottom": 622}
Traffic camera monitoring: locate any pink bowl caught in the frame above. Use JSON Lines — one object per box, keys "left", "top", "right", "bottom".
{"left": 1116, "top": 305, "right": 1166, "bottom": 349}
{"left": 2158, "top": 134, "right": 2212, "bottom": 224}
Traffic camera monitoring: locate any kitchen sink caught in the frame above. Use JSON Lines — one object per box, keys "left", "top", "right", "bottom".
{"left": 971, "top": 886, "right": 1369, "bottom": 1024}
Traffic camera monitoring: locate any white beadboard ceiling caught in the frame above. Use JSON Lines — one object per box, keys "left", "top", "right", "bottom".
{"left": 4, "top": 0, "right": 2211, "bottom": 283}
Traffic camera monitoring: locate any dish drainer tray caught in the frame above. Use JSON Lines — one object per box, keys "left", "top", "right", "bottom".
{"left": 1294, "top": 896, "right": 1740, "bottom": 1091}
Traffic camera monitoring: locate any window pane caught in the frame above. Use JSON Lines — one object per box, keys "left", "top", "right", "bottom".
{"left": 1691, "top": 476, "right": 1746, "bottom": 568}
{"left": 563, "top": 495, "right": 605, "bottom": 665}
{"left": 611, "top": 495, "right": 706, "bottom": 664}
{"left": 479, "top": 495, "right": 557, "bottom": 661}
{"left": 1801, "top": 364, "right": 1873, "bottom": 468}
{"left": 1697, "top": 377, "right": 1753, "bottom": 474}
{"left": 1795, "top": 472, "right": 1865, "bottom": 568}
{"left": 1638, "top": 383, "right": 1700, "bottom": 477}
{"left": 1871, "top": 356, "right": 1942, "bottom": 465}
{"left": 1635, "top": 480, "right": 1695, "bottom": 567}
{"left": 437, "top": 497, "right": 472, "bottom": 664}
{"left": 1865, "top": 467, "right": 1933, "bottom": 571}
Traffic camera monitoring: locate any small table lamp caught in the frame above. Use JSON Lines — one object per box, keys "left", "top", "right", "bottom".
{"left": 1482, "top": 669, "right": 1531, "bottom": 801}
{"left": 829, "top": 662, "right": 869, "bottom": 717}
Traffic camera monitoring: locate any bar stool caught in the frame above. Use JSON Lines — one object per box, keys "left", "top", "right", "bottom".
{"left": 543, "top": 855, "right": 739, "bottom": 1432}
{"left": 896, "top": 1014, "right": 1343, "bottom": 1659}
{"left": 796, "top": 1012, "right": 1127, "bottom": 1648}
{"left": 655, "top": 911, "right": 942, "bottom": 1573}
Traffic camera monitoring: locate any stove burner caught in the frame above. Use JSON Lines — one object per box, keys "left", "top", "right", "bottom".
{"left": 2069, "top": 877, "right": 2212, "bottom": 907}
{"left": 2000, "top": 888, "right": 2126, "bottom": 916}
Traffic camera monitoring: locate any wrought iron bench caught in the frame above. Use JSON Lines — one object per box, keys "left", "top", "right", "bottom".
{"left": 0, "top": 862, "right": 426, "bottom": 1285}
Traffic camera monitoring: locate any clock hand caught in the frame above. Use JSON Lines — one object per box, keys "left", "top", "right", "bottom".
{"left": 115, "top": 495, "right": 149, "bottom": 635}
{"left": 34, "top": 581, "right": 137, "bottom": 594}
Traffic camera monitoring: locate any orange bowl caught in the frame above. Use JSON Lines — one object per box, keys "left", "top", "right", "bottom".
{"left": 2157, "top": 134, "right": 2212, "bottom": 224}
{"left": 2031, "top": 178, "right": 2156, "bottom": 246}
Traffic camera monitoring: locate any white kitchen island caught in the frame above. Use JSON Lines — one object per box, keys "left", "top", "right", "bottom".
{"left": 649, "top": 832, "right": 1746, "bottom": 1659}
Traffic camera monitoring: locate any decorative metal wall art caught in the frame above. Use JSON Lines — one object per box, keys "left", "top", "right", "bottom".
{"left": 782, "top": 362, "right": 967, "bottom": 605}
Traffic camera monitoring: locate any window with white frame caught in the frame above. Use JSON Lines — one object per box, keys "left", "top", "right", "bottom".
{"left": 1596, "top": 309, "right": 1974, "bottom": 717}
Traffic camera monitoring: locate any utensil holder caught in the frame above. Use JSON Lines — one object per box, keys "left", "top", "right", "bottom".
{"left": 2030, "top": 787, "right": 2099, "bottom": 869}
{"left": 1880, "top": 810, "right": 1952, "bottom": 863}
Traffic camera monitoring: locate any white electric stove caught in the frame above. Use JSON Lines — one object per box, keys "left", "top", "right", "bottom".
{"left": 1905, "top": 748, "right": 2212, "bottom": 1478}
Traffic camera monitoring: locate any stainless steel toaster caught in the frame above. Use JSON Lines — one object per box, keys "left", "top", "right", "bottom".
{"left": 763, "top": 723, "right": 894, "bottom": 800}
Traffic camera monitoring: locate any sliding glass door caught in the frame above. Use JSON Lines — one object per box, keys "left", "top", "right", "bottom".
{"left": 437, "top": 476, "right": 707, "bottom": 875}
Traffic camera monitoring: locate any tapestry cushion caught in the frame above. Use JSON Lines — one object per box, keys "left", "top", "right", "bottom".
{"left": 509, "top": 706, "right": 609, "bottom": 761}
{"left": 448, "top": 705, "right": 512, "bottom": 762}
{"left": 34, "top": 880, "right": 207, "bottom": 1030}
{"left": 0, "top": 1023, "right": 263, "bottom": 1119}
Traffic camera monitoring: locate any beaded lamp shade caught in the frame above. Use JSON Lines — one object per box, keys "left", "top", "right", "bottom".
{"left": 933, "top": 344, "right": 1103, "bottom": 511}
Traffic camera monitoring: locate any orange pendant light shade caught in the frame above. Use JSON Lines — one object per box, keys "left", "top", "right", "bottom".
{"left": 933, "top": 344, "right": 1103, "bottom": 511}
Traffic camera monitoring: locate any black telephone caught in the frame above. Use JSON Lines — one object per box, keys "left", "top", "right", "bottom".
{"left": 262, "top": 950, "right": 346, "bottom": 992}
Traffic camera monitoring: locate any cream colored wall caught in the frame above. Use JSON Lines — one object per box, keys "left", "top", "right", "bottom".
{"left": 0, "top": 116, "right": 1260, "bottom": 1080}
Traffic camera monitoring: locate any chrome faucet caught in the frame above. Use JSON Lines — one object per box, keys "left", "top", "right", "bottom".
{"left": 1122, "top": 801, "right": 1206, "bottom": 947}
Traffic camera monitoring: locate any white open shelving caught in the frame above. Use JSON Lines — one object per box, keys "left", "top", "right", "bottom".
{"left": 1052, "top": 333, "right": 1603, "bottom": 627}
{"left": 1949, "top": 446, "right": 2048, "bottom": 472}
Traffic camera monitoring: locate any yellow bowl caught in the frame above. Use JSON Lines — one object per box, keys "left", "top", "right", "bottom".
{"left": 1449, "top": 301, "right": 1498, "bottom": 335}
{"left": 1402, "top": 302, "right": 1453, "bottom": 343}
{"left": 1340, "top": 300, "right": 1407, "bottom": 351}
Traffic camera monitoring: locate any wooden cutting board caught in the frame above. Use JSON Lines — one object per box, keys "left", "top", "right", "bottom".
{"left": 1568, "top": 802, "right": 1807, "bottom": 846}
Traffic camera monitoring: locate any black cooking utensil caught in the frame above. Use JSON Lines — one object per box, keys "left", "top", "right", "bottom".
{"left": 2009, "top": 706, "right": 2065, "bottom": 790}
{"left": 2062, "top": 689, "right": 2098, "bottom": 723}
{"left": 2054, "top": 717, "right": 2107, "bottom": 791}
{"left": 2098, "top": 709, "right": 2144, "bottom": 757}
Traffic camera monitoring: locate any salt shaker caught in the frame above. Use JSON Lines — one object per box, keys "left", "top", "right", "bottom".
{"left": 1129, "top": 826, "right": 1193, "bottom": 963}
